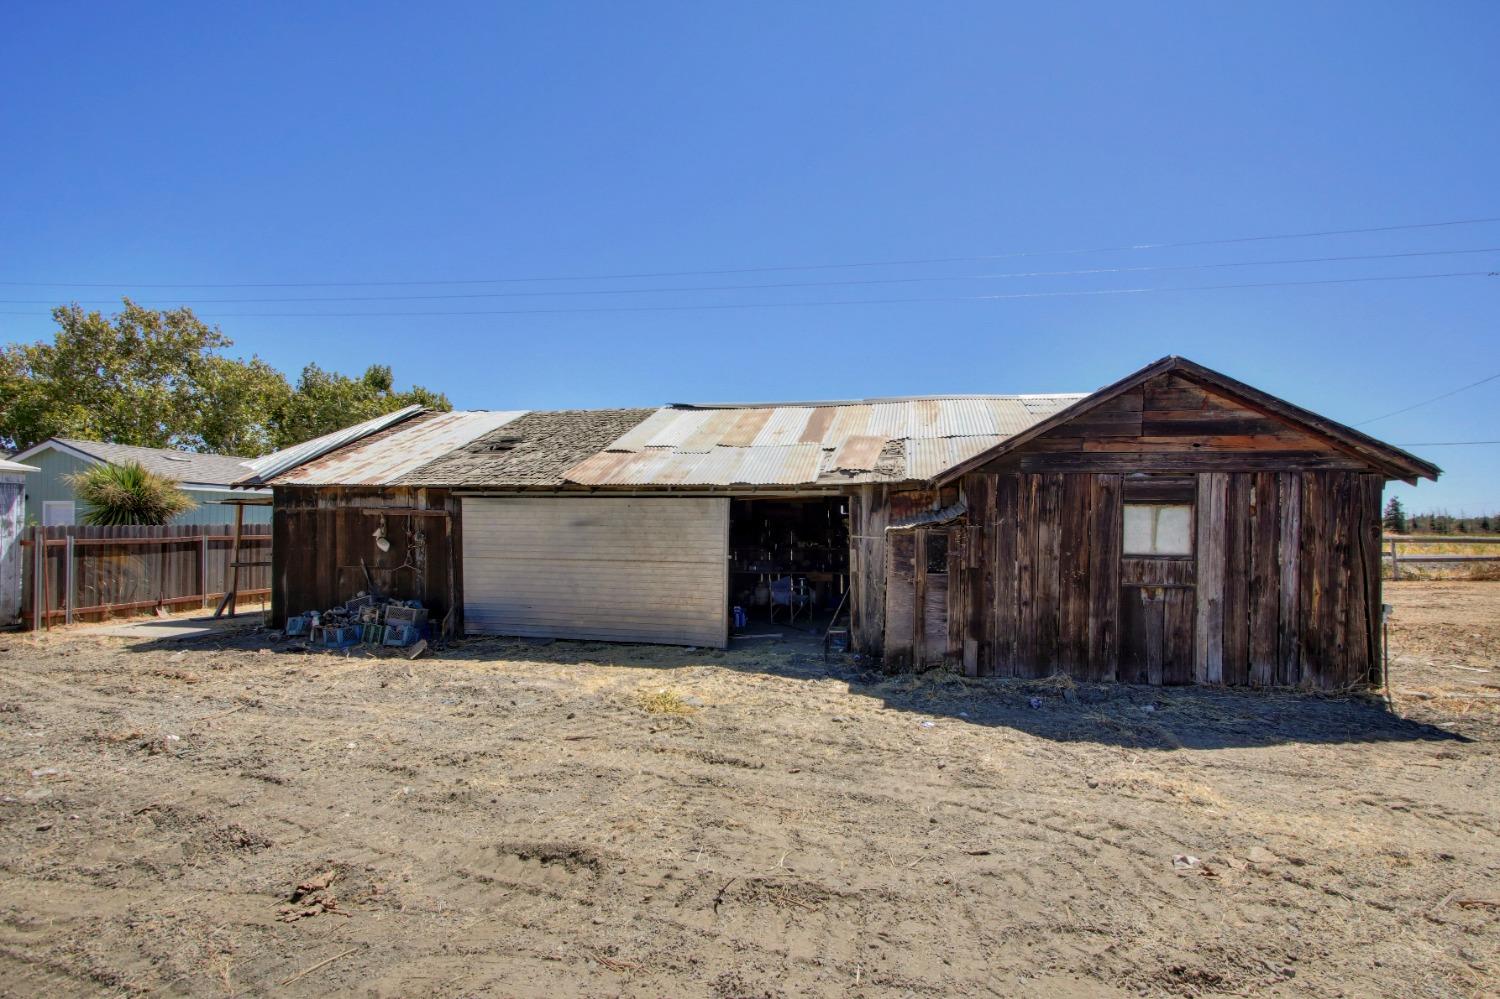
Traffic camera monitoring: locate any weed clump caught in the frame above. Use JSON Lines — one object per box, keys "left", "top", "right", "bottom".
{"left": 636, "top": 688, "right": 694, "bottom": 715}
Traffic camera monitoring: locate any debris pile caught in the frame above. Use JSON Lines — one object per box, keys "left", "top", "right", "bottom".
{"left": 278, "top": 869, "right": 349, "bottom": 922}
{"left": 285, "top": 593, "right": 430, "bottom": 650}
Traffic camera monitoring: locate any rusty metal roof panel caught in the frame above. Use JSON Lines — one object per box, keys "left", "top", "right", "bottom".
{"left": 733, "top": 443, "right": 823, "bottom": 484}
{"left": 824, "top": 404, "right": 874, "bottom": 445}
{"left": 1021, "top": 394, "right": 1088, "bottom": 417}
{"left": 566, "top": 392, "right": 1087, "bottom": 489}
{"left": 272, "top": 410, "right": 527, "bottom": 486}
{"left": 641, "top": 408, "right": 712, "bottom": 449}
{"left": 829, "top": 434, "right": 887, "bottom": 472}
{"left": 865, "top": 402, "right": 912, "bottom": 439}
{"left": 237, "top": 404, "right": 425, "bottom": 486}
{"left": 602, "top": 408, "right": 680, "bottom": 452}
{"left": 750, "top": 407, "right": 813, "bottom": 448}
{"left": 931, "top": 399, "right": 997, "bottom": 436}
{"left": 678, "top": 408, "right": 744, "bottom": 452}
{"left": 905, "top": 436, "right": 1008, "bottom": 480}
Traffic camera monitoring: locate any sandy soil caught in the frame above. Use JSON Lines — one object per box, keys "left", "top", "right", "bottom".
{"left": 1, "top": 583, "right": 1497, "bottom": 998}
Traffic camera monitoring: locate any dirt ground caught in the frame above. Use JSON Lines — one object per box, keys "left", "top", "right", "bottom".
{"left": 1, "top": 582, "right": 1496, "bottom": 998}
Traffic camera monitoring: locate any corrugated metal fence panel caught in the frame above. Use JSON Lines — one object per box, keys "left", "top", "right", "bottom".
{"left": 462, "top": 496, "right": 729, "bottom": 647}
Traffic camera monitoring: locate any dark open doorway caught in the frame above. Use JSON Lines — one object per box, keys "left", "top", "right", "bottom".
{"left": 728, "top": 496, "right": 849, "bottom": 639}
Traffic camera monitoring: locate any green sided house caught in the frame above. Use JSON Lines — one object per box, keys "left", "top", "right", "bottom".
{"left": 9, "top": 438, "right": 271, "bottom": 527}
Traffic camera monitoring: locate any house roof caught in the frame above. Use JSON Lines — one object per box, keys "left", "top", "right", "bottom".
{"left": 14, "top": 437, "right": 257, "bottom": 486}
{"left": 396, "top": 408, "right": 658, "bottom": 488}
{"left": 0, "top": 458, "right": 38, "bottom": 474}
{"left": 242, "top": 358, "right": 1440, "bottom": 492}
{"left": 935, "top": 356, "right": 1442, "bottom": 485}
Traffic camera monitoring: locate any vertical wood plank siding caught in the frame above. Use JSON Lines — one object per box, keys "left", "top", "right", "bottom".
{"left": 884, "top": 468, "right": 1383, "bottom": 688}
{"left": 271, "top": 486, "right": 462, "bottom": 635}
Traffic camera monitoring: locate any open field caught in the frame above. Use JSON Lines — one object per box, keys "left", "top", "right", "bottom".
{"left": 1, "top": 583, "right": 1497, "bottom": 998}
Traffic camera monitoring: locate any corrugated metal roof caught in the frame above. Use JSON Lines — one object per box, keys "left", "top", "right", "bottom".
{"left": 238, "top": 405, "right": 425, "bottom": 486}
{"left": 904, "top": 436, "right": 1008, "bottom": 480}
{"left": 563, "top": 394, "right": 1086, "bottom": 488}
{"left": 268, "top": 410, "right": 527, "bottom": 486}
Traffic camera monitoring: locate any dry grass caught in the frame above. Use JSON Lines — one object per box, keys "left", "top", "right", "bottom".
{"left": 635, "top": 687, "right": 695, "bottom": 715}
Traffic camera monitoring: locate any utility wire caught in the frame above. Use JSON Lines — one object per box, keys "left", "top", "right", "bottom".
{"left": 1397, "top": 441, "right": 1500, "bottom": 446}
{"left": 1353, "top": 371, "right": 1500, "bottom": 426}
{"left": 4, "top": 246, "right": 1496, "bottom": 306}
{"left": 2, "top": 215, "right": 1497, "bottom": 289}
{"left": 0, "top": 269, "right": 1488, "bottom": 320}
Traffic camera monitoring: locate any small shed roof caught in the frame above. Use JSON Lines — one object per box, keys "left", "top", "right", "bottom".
{"left": 255, "top": 409, "right": 528, "bottom": 487}
{"left": 0, "top": 458, "right": 38, "bottom": 474}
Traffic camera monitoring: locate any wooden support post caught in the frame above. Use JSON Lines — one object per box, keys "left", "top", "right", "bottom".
{"left": 38, "top": 529, "right": 49, "bottom": 631}
{"left": 64, "top": 535, "right": 74, "bottom": 626}
{"left": 1389, "top": 537, "right": 1399, "bottom": 580}
{"left": 200, "top": 533, "right": 210, "bottom": 609}
{"left": 214, "top": 504, "right": 245, "bottom": 619}
{"left": 31, "top": 526, "right": 42, "bottom": 632}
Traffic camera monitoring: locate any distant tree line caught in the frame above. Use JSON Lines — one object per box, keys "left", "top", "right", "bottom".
{"left": 0, "top": 300, "right": 450, "bottom": 456}
{"left": 1383, "top": 496, "right": 1496, "bottom": 535}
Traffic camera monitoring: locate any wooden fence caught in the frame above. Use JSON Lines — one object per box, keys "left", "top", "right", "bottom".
{"left": 19, "top": 524, "right": 271, "bottom": 629}
{"left": 1383, "top": 535, "right": 1500, "bottom": 578}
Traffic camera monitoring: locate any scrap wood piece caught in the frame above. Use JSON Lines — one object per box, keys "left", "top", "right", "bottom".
{"left": 590, "top": 950, "right": 643, "bottom": 973}
{"left": 1456, "top": 898, "right": 1500, "bottom": 910}
{"left": 277, "top": 945, "right": 364, "bottom": 988}
{"left": 712, "top": 877, "right": 737, "bottom": 913}
{"left": 292, "top": 869, "right": 338, "bottom": 899}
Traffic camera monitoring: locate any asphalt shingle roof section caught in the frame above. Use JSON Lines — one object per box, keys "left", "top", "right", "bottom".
{"left": 396, "top": 408, "right": 659, "bottom": 487}
{"left": 56, "top": 438, "right": 255, "bottom": 485}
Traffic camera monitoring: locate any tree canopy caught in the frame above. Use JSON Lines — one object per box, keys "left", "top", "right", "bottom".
{"left": 0, "top": 301, "right": 450, "bottom": 455}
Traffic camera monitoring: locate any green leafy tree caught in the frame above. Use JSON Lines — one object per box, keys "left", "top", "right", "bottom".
{"left": 270, "top": 363, "right": 450, "bottom": 449}
{"left": 0, "top": 300, "right": 288, "bottom": 453}
{"left": 1, "top": 300, "right": 450, "bottom": 456}
{"left": 66, "top": 462, "right": 197, "bottom": 526}
{"left": 1382, "top": 496, "right": 1408, "bottom": 534}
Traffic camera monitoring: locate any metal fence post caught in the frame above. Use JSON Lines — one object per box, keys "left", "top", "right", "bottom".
{"left": 64, "top": 535, "right": 74, "bottom": 626}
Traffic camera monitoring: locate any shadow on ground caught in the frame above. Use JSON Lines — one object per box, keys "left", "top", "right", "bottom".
{"left": 114, "top": 619, "right": 1466, "bottom": 752}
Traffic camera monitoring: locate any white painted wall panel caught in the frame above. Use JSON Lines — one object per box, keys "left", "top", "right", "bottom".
{"left": 461, "top": 497, "right": 729, "bottom": 647}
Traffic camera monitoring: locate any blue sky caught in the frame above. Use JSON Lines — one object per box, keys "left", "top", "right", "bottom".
{"left": 2, "top": 3, "right": 1495, "bottom": 511}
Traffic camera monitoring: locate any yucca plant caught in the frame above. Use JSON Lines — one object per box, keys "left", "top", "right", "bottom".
{"left": 66, "top": 461, "right": 197, "bottom": 526}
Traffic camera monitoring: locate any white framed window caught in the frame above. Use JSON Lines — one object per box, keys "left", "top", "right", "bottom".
{"left": 1123, "top": 503, "right": 1192, "bottom": 556}
{"left": 42, "top": 500, "right": 76, "bottom": 526}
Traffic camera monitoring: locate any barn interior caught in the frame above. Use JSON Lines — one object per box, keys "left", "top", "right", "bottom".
{"left": 727, "top": 496, "right": 849, "bottom": 635}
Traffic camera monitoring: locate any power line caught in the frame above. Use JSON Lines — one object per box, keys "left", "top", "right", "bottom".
{"left": 3, "top": 246, "right": 1495, "bottom": 306}
{"left": 2, "top": 215, "right": 1498, "bottom": 289}
{"left": 1354, "top": 371, "right": 1500, "bottom": 426}
{"left": 1397, "top": 441, "right": 1500, "bottom": 446}
{"left": 0, "top": 269, "right": 1488, "bottom": 320}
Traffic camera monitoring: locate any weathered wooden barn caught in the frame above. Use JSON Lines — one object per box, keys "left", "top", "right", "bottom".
{"left": 238, "top": 357, "right": 1438, "bottom": 689}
